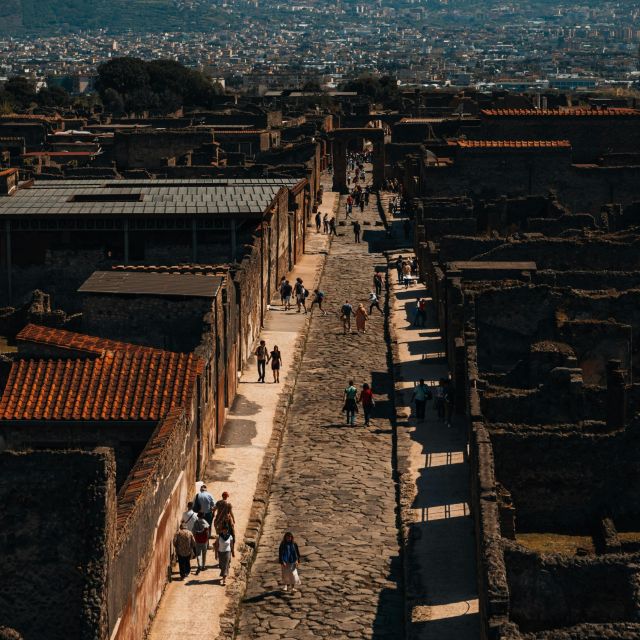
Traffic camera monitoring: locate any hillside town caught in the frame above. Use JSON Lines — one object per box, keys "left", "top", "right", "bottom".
{"left": 1, "top": 0, "right": 640, "bottom": 93}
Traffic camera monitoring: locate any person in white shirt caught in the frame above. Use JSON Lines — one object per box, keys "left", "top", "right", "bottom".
{"left": 214, "top": 525, "right": 235, "bottom": 586}
{"left": 181, "top": 501, "right": 198, "bottom": 532}
{"left": 368, "top": 292, "right": 382, "bottom": 315}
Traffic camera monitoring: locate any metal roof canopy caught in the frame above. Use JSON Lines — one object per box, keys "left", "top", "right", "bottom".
{"left": 0, "top": 177, "right": 306, "bottom": 217}
{"left": 78, "top": 271, "right": 224, "bottom": 298}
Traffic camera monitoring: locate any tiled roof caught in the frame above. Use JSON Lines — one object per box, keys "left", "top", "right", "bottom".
{"left": 454, "top": 140, "right": 571, "bottom": 149}
{"left": 481, "top": 108, "right": 640, "bottom": 117}
{"left": 17, "top": 323, "right": 169, "bottom": 357}
{"left": 0, "top": 324, "right": 203, "bottom": 421}
{"left": 112, "top": 264, "right": 228, "bottom": 275}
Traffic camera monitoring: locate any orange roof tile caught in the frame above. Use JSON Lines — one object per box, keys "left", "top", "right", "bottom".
{"left": 0, "top": 325, "right": 203, "bottom": 421}
{"left": 481, "top": 108, "right": 640, "bottom": 117}
{"left": 111, "top": 264, "right": 229, "bottom": 275}
{"left": 455, "top": 139, "right": 571, "bottom": 149}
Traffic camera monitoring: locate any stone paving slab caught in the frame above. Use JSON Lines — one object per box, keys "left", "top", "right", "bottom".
{"left": 236, "top": 185, "right": 403, "bottom": 639}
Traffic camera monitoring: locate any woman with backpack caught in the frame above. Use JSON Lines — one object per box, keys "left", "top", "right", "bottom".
{"left": 343, "top": 380, "right": 358, "bottom": 426}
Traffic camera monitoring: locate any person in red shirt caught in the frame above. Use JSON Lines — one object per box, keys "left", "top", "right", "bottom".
{"left": 358, "top": 383, "right": 375, "bottom": 426}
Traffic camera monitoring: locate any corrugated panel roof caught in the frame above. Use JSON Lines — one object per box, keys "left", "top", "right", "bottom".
{"left": 78, "top": 271, "right": 224, "bottom": 298}
{"left": 0, "top": 178, "right": 304, "bottom": 217}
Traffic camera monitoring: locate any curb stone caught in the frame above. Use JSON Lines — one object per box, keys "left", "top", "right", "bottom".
{"left": 215, "top": 228, "right": 334, "bottom": 640}
{"left": 386, "top": 251, "right": 422, "bottom": 640}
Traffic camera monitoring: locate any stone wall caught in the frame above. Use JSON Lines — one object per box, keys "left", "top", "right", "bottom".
{"left": 504, "top": 543, "right": 640, "bottom": 632}
{"left": 489, "top": 421, "right": 640, "bottom": 532}
{"left": 108, "top": 407, "right": 198, "bottom": 640}
{"left": 478, "top": 115, "right": 640, "bottom": 164}
{"left": 113, "top": 129, "right": 216, "bottom": 170}
{"left": 82, "top": 294, "right": 213, "bottom": 352}
{"left": 0, "top": 448, "right": 115, "bottom": 640}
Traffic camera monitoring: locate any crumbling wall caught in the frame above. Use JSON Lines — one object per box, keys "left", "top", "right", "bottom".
{"left": 0, "top": 448, "right": 115, "bottom": 640}
{"left": 488, "top": 422, "right": 640, "bottom": 532}
{"left": 82, "top": 294, "right": 213, "bottom": 352}
{"left": 108, "top": 408, "right": 197, "bottom": 640}
{"left": 504, "top": 543, "right": 640, "bottom": 632}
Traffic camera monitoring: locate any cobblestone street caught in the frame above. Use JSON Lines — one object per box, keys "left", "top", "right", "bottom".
{"left": 236, "top": 186, "right": 403, "bottom": 639}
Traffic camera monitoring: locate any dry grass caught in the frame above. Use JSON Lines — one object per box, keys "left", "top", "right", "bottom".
{"left": 516, "top": 532, "right": 595, "bottom": 556}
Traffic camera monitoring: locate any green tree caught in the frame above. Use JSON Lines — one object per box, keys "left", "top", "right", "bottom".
{"left": 3, "top": 76, "right": 37, "bottom": 109}
{"left": 36, "top": 85, "right": 71, "bottom": 107}
{"left": 96, "top": 57, "right": 150, "bottom": 100}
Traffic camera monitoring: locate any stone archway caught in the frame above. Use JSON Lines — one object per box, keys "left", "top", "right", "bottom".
{"left": 330, "top": 128, "right": 385, "bottom": 193}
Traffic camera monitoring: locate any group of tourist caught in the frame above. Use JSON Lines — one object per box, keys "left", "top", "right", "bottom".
{"left": 314, "top": 210, "right": 338, "bottom": 235}
{"left": 395, "top": 255, "right": 418, "bottom": 288}
{"left": 174, "top": 486, "right": 303, "bottom": 594}
{"left": 173, "top": 484, "right": 236, "bottom": 584}
{"left": 410, "top": 377, "right": 454, "bottom": 426}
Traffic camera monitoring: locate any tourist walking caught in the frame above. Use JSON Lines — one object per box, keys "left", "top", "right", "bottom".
{"left": 315, "top": 211, "right": 322, "bottom": 232}
{"left": 413, "top": 299, "right": 426, "bottom": 327}
{"left": 192, "top": 484, "right": 216, "bottom": 530}
{"left": 323, "top": 213, "right": 329, "bottom": 233}
{"left": 396, "top": 256, "right": 404, "bottom": 284}
{"left": 373, "top": 270, "right": 383, "bottom": 297}
{"left": 341, "top": 300, "right": 353, "bottom": 334}
{"left": 279, "top": 532, "right": 301, "bottom": 593}
{"left": 279, "top": 276, "right": 286, "bottom": 305}
{"left": 411, "top": 379, "right": 432, "bottom": 422}
{"left": 213, "top": 491, "right": 236, "bottom": 536}
{"left": 214, "top": 525, "right": 235, "bottom": 586}
{"left": 369, "top": 291, "right": 382, "bottom": 315}
{"left": 181, "top": 501, "right": 198, "bottom": 532}
{"left": 359, "top": 198, "right": 365, "bottom": 213}
{"left": 444, "top": 379, "right": 454, "bottom": 428}
{"left": 434, "top": 380, "right": 445, "bottom": 421}
{"left": 358, "top": 382, "right": 375, "bottom": 426}
{"left": 282, "top": 280, "right": 293, "bottom": 311}
{"left": 353, "top": 220, "right": 361, "bottom": 243}
{"left": 343, "top": 380, "right": 358, "bottom": 425}
{"left": 193, "top": 512, "right": 210, "bottom": 573}
{"left": 255, "top": 340, "right": 269, "bottom": 382}
{"left": 270, "top": 345, "right": 283, "bottom": 383}
{"left": 294, "top": 278, "right": 308, "bottom": 314}
{"left": 174, "top": 523, "right": 196, "bottom": 580}
{"left": 402, "top": 261, "right": 412, "bottom": 288}
{"left": 310, "top": 289, "right": 327, "bottom": 315}
{"left": 329, "top": 217, "right": 338, "bottom": 236}
{"left": 355, "top": 303, "right": 368, "bottom": 333}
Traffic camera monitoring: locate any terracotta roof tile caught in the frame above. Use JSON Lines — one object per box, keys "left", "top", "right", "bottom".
{"left": 0, "top": 325, "right": 203, "bottom": 421}
{"left": 455, "top": 139, "right": 571, "bottom": 150}
{"left": 481, "top": 108, "right": 640, "bottom": 117}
